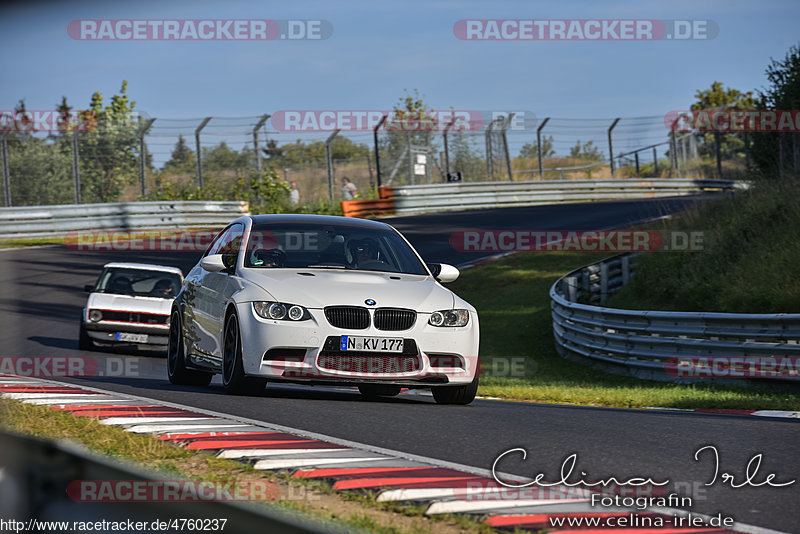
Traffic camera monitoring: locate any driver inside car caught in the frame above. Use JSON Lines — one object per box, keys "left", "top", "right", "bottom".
{"left": 250, "top": 247, "right": 287, "bottom": 268}
{"left": 348, "top": 238, "right": 381, "bottom": 268}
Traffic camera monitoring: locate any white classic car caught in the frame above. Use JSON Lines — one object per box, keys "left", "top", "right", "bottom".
{"left": 167, "top": 214, "right": 481, "bottom": 404}
{"left": 80, "top": 263, "right": 183, "bottom": 350}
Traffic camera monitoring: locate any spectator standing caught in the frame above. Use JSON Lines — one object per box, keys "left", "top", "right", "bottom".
{"left": 289, "top": 181, "right": 300, "bottom": 204}
{"left": 341, "top": 176, "right": 358, "bottom": 200}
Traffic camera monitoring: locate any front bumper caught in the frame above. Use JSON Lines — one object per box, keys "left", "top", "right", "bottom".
{"left": 84, "top": 320, "right": 169, "bottom": 346}
{"left": 237, "top": 302, "right": 479, "bottom": 386}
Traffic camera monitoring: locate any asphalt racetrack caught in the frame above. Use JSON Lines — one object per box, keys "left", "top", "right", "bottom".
{"left": 1, "top": 196, "right": 797, "bottom": 533}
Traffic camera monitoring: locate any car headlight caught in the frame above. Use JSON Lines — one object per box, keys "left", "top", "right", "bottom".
{"left": 253, "top": 301, "right": 310, "bottom": 321}
{"left": 428, "top": 309, "right": 469, "bottom": 327}
{"left": 88, "top": 309, "right": 103, "bottom": 322}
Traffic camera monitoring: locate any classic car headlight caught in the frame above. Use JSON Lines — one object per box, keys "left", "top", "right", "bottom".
{"left": 253, "top": 301, "right": 310, "bottom": 321}
{"left": 428, "top": 309, "right": 469, "bottom": 327}
{"left": 88, "top": 309, "right": 103, "bottom": 322}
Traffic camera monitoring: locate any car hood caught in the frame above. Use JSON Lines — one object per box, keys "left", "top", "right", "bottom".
{"left": 86, "top": 293, "right": 173, "bottom": 315}
{"left": 239, "top": 269, "right": 457, "bottom": 311}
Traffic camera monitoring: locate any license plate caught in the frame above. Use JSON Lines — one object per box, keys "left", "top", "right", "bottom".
{"left": 340, "top": 336, "right": 403, "bottom": 353}
{"left": 116, "top": 333, "right": 149, "bottom": 343}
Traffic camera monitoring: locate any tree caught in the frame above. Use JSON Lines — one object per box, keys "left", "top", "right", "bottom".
{"left": 202, "top": 141, "right": 250, "bottom": 172}
{"left": 164, "top": 135, "right": 195, "bottom": 172}
{"left": 752, "top": 43, "right": 800, "bottom": 178}
{"left": 569, "top": 140, "right": 604, "bottom": 161}
{"left": 379, "top": 89, "right": 440, "bottom": 184}
{"left": 520, "top": 135, "right": 555, "bottom": 159}
{"left": 689, "top": 81, "right": 758, "bottom": 161}
{"left": 78, "top": 81, "right": 140, "bottom": 202}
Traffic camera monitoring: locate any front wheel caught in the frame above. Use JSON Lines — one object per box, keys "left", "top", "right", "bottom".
{"left": 222, "top": 313, "right": 266, "bottom": 395}
{"left": 78, "top": 321, "right": 94, "bottom": 351}
{"left": 167, "top": 310, "right": 212, "bottom": 387}
{"left": 432, "top": 375, "right": 479, "bottom": 405}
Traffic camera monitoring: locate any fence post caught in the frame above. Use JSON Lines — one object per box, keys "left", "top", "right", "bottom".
{"left": 653, "top": 147, "right": 658, "bottom": 176}
{"left": 72, "top": 132, "right": 81, "bottom": 204}
{"left": 502, "top": 114, "right": 515, "bottom": 181}
{"left": 793, "top": 132, "right": 798, "bottom": 180}
{"left": 138, "top": 118, "right": 156, "bottom": 198}
{"left": 621, "top": 255, "right": 630, "bottom": 284}
{"left": 634, "top": 151, "right": 639, "bottom": 175}
{"left": 443, "top": 119, "right": 454, "bottom": 177}
{"left": 537, "top": 117, "right": 550, "bottom": 179}
{"left": 485, "top": 119, "right": 495, "bottom": 180}
{"left": 195, "top": 117, "right": 211, "bottom": 189}
{"left": 607, "top": 118, "right": 620, "bottom": 177}
{"left": 567, "top": 276, "right": 577, "bottom": 302}
{"left": 325, "top": 129, "right": 340, "bottom": 201}
{"left": 0, "top": 132, "right": 10, "bottom": 207}
{"left": 373, "top": 115, "right": 386, "bottom": 188}
{"left": 714, "top": 131, "right": 722, "bottom": 178}
{"left": 252, "top": 114, "right": 270, "bottom": 173}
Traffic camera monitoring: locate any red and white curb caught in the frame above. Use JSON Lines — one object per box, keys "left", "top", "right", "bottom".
{"left": 0, "top": 375, "right": 788, "bottom": 534}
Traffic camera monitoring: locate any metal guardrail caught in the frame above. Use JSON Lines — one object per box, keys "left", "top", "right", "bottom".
{"left": 0, "top": 429, "right": 336, "bottom": 533}
{"left": 390, "top": 178, "right": 748, "bottom": 214}
{"left": 550, "top": 254, "right": 800, "bottom": 380}
{"left": 0, "top": 200, "right": 249, "bottom": 239}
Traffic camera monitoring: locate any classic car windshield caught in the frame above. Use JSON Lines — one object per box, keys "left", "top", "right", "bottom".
{"left": 94, "top": 268, "right": 182, "bottom": 298}
{"left": 244, "top": 223, "right": 428, "bottom": 275}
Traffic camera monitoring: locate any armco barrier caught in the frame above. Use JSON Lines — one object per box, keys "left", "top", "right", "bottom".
{"left": 0, "top": 429, "right": 335, "bottom": 533}
{"left": 390, "top": 178, "right": 748, "bottom": 214}
{"left": 0, "top": 200, "right": 249, "bottom": 239}
{"left": 550, "top": 253, "right": 800, "bottom": 381}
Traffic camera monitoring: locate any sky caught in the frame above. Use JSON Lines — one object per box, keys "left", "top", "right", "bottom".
{"left": 1, "top": 0, "right": 798, "bottom": 164}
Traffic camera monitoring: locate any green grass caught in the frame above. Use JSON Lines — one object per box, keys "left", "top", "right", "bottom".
{"left": 0, "top": 398, "right": 489, "bottom": 534}
{"left": 0, "top": 237, "right": 64, "bottom": 248}
{"left": 449, "top": 250, "right": 800, "bottom": 410}
{"left": 608, "top": 179, "right": 800, "bottom": 313}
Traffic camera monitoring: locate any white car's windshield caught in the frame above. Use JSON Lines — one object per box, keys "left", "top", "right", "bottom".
{"left": 93, "top": 268, "right": 181, "bottom": 298}
{"left": 244, "top": 223, "right": 428, "bottom": 275}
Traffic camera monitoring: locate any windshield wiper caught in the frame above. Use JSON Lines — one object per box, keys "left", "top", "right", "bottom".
{"left": 306, "top": 264, "right": 348, "bottom": 269}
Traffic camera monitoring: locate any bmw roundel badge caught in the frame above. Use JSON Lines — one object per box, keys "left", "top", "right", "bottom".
{"left": 365, "top": 299, "right": 376, "bottom": 306}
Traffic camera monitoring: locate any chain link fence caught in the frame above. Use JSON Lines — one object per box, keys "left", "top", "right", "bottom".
{"left": 1, "top": 112, "right": 797, "bottom": 208}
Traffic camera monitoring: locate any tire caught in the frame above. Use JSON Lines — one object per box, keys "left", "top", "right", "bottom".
{"left": 358, "top": 384, "right": 402, "bottom": 398}
{"left": 432, "top": 375, "right": 479, "bottom": 405}
{"left": 222, "top": 313, "right": 267, "bottom": 395}
{"left": 167, "top": 309, "right": 212, "bottom": 387}
{"left": 78, "top": 321, "right": 94, "bottom": 351}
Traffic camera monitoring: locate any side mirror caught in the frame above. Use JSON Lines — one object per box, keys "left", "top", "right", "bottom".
{"left": 200, "top": 254, "right": 228, "bottom": 273}
{"left": 84, "top": 284, "right": 94, "bottom": 293}
{"left": 430, "top": 263, "right": 459, "bottom": 283}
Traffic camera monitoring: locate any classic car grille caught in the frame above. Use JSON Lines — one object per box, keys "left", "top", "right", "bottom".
{"left": 324, "top": 306, "right": 370, "bottom": 329}
{"left": 374, "top": 308, "right": 416, "bottom": 331}
{"left": 99, "top": 310, "right": 168, "bottom": 324}
{"left": 317, "top": 354, "right": 420, "bottom": 374}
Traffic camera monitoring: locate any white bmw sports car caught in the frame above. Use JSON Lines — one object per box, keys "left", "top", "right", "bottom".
{"left": 167, "top": 214, "right": 480, "bottom": 404}
{"left": 81, "top": 263, "right": 183, "bottom": 350}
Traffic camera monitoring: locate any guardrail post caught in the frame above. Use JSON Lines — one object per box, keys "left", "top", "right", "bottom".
{"left": 195, "top": 117, "right": 212, "bottom": 189}
{"left": 325, "top": 129, "right": 340, "bottom": 201}
{"left": 1, "top": 132, "right": 10, "bottom": 206}
{"left": 567, "top": 276, "right": 577, "bottom": 302}
{"left": 600, "top": 262, "right": 609, "bottom": 305}
{"left": 536, "top": 118, "right": 550, "bottom": 179}
{"left": 252, "top": 114, "right": 270, "bottom": 172}
{"left": 373, "top": 115, "right": 386, "bottom": 188}
{"left": 72, "top": 131, "right": 81, "bottom": 204}
{"left": 138, "top": 118, "right": 156, "bottom": 198}
{"left": 607, "top": 118, "right": 620, "bottom": 177}
{"left": 621, "top": 255, "right": 630, "bottom": 284}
